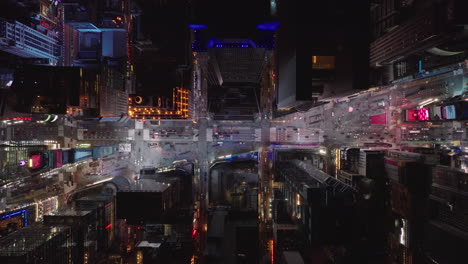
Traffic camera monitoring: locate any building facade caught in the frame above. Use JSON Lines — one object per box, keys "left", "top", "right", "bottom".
{"left": 0, "top": 19, "right": 60, "bottom": 65}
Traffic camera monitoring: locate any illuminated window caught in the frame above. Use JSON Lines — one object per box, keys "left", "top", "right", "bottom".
{"left": 312, "top": 56, "right": 335, "bottom": 70}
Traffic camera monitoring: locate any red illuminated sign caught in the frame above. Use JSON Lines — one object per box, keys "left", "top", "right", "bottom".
{"left": 406, "top": 109, "right": 418, "bottom": 121}
{"left": 370, "top": 113, "right": 387, "bottom": 124}
{"left": 191, "top": 229, "right": 198, "bottom": 238}
{"left": 6, "top": 117, "right": 32, "bottom": 121}
{"left": 40, "top": 19, "right": 52, "bottom": 29}
{"left": 418, "top": 108, "right": 429, "bottom": 121}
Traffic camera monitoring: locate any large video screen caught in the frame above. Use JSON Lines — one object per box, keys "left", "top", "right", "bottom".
{"left": 418, "top": 108, "right": 429, "bottom": 121}
{"left": 444, "top": 105, "right": 456, "bottom": 120}
{"left": 370, "top": 113, "right": 387, "bottom": 124}
{"left": 406, "top": 109, "right": 418, "bottom": 121}
{"left": 74, "top": 149, "right": 93, "bottom": 162}
{"left": 29, "top": 154, "right": 43, "bottom": 170}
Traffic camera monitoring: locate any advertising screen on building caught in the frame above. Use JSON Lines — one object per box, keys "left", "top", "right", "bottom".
{"left": 444, "top": 105, "right": 456, "bottom": 120}
{"left": 29, "top": 154, "right": 43, "bottom": 169}
{"left": 417, "top": 108, "right": 429, "bottom": 121}
{"left": 74, "top": 149, "right": 93, "bottom": 161}
{"left": 93, "top": 145, "right": 115, "bottom": 159}
{"left": 53, "top": 149, "right": 62, "bottom": 168}
{"left": 62, "top": 150, "right": 72, "bottom": 164}
{"left": 406, "top": 109, "right": 418, "bottom": 121}
{"left": 28, "top": 152, "right": 46, "bottom": 170}
{"left": 370, "top": 113, "right": 387, "bottom": 124}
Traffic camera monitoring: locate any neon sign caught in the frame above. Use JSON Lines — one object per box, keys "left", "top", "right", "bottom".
{"left": 40, "top": 19, "right": 52, "bottom": 29}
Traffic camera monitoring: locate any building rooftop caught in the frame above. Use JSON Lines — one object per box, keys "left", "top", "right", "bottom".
{"left": 76, "top": 194, "right": 112, "bottom": 201}
{"left": 127, "top": 179, "right": 171, "bottom": 192}
{"left": 137, "top": 241, "right": 162, "bottom": 248}
{"left": 99, "top": 28, "right": 126, "bottom": 32}
{"left": 67, "top": 22, "right": 100, "bottom": 32}
{"left": 278, "top": 160, "right": 355, "bottom": 195}
{"left": 46, "top": 208, "right": 91, "bottom": 217}
{"left": 140, "top": 173, "right": 180, "bottom": 184}
{"left": 277, "top": 161, "right": 325, "bottom": 191}
{"left": 282, "top": 251, "right": 305, "bottom": 264}
{"left": 290, "top": 160, "right": 330, "bottom": 183}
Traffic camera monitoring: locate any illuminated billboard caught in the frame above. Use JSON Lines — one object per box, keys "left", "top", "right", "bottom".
{"left": 417, "top": 108, "right": 429, "bottom": 121}
{"left": 73, "top": 148, "right": 93, "bottom": 161}
{"left": 29, "top": 153, "right": 45, "bottom": 170}
{"left": 370, "top": 113, "right": 387, "bottom": 124}
{"left": 53, "top": 149, "right": 63, "bottom": 168}
{"left": 443, "top": 105, "right": 456, "bottom": 120}
{"left": 405, "top": 109, "right": 418, "bottom": 121}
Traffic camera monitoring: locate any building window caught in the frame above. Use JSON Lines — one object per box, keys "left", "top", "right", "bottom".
{"left": 312, "top": 56, "right": 335, "bottom": 70}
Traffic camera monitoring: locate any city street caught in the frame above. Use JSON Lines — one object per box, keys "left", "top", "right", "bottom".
{"left": 1, "top": 1, "right": 468, "bottom": 263}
